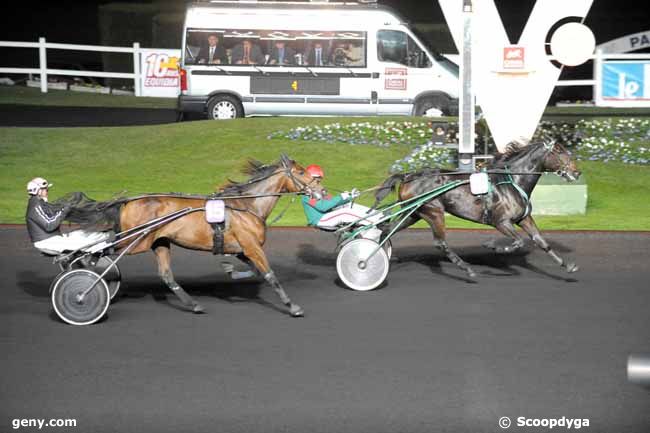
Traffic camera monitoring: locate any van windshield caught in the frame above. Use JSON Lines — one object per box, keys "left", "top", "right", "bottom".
{"left": 184, "top": 29, "right": 367, "bottom": 68}
{"left": 408, "top": 26, "right": 459, "bottom": 77}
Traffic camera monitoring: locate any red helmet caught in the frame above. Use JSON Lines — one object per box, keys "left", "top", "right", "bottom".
{"left": 306, "top": 164, "right": 324, "bottom": 178}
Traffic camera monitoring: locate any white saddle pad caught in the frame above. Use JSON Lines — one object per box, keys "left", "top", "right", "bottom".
{"left": 205, "top": 200, "right": 225, "bottom": 224}
{"left": 470, "top": 172, "right": 489, "bottom": 195}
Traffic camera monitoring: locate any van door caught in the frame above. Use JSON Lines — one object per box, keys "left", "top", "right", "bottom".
{"left": 374, "top": 29, "right": 436, "bottom": 116}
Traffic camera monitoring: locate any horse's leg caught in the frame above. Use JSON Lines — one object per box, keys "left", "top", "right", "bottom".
{"left": 491, "top": 220, "right": 526, "bottom": 254}
{"left": 517, "top": 216, "right": 579, "bottom": 273}
{"left": 221, "top": 258, "right": 257, "bottom": 280}
{"left": 152, "top": 240, "right": 204, "bottom": 313}
{"left": 420, "top": 206, "right": 477, "bottom": 278}
{"left": 238, "top": 236, "right": 303, "bottom": 317}
{"left": 379, "top": 213, "right": 419, "bottom": 243}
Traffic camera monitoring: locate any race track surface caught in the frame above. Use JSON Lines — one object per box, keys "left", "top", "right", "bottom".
{"left": 1, "top": 227, "right": 649, "bottom": 433}
{"left": 0, "top": 105, "right": 178, "bottom": 127}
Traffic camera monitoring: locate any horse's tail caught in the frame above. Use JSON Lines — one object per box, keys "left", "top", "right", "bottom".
{"left": 373, "top": 173, "right": 405, "bottom": 208}
{"left": 55, "top": 192, "right": 128, "bottom": 232}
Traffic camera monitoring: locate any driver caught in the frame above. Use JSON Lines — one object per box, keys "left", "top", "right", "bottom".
{"left": 301, "top": 165, "right": 383, "bottom": 235}
{"left": 26, "top": 177, "right": 110, "bottom": 255}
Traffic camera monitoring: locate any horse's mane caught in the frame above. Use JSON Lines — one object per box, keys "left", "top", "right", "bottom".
{"left": 218, "top": 158, "right": 282, "bottom": 195}
{"left": 489, "top": 140, "right": 545, "bottom": 168}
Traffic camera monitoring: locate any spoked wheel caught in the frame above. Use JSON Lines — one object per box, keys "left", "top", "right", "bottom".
{"left": 336, "top": 238, "right": 389, "bottom": 291}
{"left": 382, "top": 239, "right": 392, "bottom": 260}
{"left": 69, "top": 256, "right": 121, "bottom": 300}
{"left": 51, "top": 269, "right": 110, "bottom": 326}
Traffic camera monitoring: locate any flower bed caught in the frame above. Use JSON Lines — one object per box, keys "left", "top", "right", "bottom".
{"left": 269, "top": 118, "right": 650, "bottom": 173}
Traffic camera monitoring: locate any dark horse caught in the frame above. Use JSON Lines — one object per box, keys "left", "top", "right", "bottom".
{"left": 373, "top": 141, "right": 581, "bottom": 278}
{"left": 77, "top": 155, "right": 323, "bottom": 317}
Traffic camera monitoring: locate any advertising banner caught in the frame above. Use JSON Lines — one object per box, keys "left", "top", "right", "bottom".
{"left": 140, "top": 49, "right": 181, "bottom": 98}
{"left": 597, "top": 61, "right": 650, "bottom": 107}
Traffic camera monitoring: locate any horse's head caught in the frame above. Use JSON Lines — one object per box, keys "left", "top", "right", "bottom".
{"left": 278, "top": 154, "right": 326, "bottom": 196}
{"left": 542, "top": 141, "right": 581, "bottom": 182}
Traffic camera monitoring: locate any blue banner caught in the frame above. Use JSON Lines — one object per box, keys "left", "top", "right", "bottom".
{"left": 601, "top": 61, "right": 650, "bottom": 104}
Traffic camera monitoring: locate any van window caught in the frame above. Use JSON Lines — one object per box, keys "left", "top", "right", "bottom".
{"left": 184, "top": 29, "right": 367, "bottom": 67}
{"left": 377, "top": 30, "right": 431, "bottom": 68}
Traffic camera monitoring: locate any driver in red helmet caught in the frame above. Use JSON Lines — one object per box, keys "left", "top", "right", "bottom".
{"left": 301, "top": 165, "right": 383, "bottom": 236}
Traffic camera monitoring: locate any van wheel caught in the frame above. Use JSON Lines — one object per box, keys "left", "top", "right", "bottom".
{"left": 415, "top": 96, "right": 450, "bottom": 117}
{"left": 207, "top": 95, "right": 243, "bottom": 120}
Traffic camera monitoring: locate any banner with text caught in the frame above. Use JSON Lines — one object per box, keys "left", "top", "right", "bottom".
{"left": 597, "top": 61, "right": 650, "bottom": 107}
{"left": 140, "top": 49, "right": 181, "bottom": 98}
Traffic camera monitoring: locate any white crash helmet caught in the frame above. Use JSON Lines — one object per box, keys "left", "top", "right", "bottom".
{"left": 27, "top": 177, "right": 52, "bottom": 195}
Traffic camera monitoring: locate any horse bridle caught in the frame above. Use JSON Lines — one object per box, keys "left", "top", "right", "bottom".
{"left": 279, "top": 158, "right": 319, "bottom": 195}
{"left": 544, "top": 141, "right": 574, "bottom": 178}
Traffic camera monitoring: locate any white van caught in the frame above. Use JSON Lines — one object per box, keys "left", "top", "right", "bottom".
{"left": 178, "top": 0, "right": 459, "bottom": 119}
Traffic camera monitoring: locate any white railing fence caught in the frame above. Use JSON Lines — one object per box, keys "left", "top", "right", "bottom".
{"left": 554, "top": 50, "right": 650, "bottom": 88}
{"left": 0, "top": 38, "right": 142, "bottom": 96}
{"left": 1, "top": 38, "right": 649, "bottom": 100}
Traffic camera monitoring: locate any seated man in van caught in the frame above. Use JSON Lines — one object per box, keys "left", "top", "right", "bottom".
{"left": 232, "top": 39, "right": 265, "bottom": 65}
{"left": 305, "top": 41, "right": 329, "bottom": 67}
{"left": 330, "top": 42, "right": 362, "bottom": 67}
{"left": 25, "top": 177, "right": 110, "bottom": 255}
{"left": 268, "top": 41, "right": 296, "bottom": 66}
{"left": 197, "top": 33, "right": 228, "bottom": 64}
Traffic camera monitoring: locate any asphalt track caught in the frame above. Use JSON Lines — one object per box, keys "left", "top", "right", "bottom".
{"left": 0, "top": 105, "right": 178, "bottom": 127}
{"left": 1, "top": 227, "right": 649, "bottom": 433}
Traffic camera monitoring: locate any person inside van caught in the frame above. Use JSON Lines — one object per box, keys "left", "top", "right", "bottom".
{"left": 305, "top": 41, "right": 329, "bottom": 67}
{"left": 232, "top": 39, "right": 265, "bottom": 65}
{"left": 268, "top": 41, "right": 296, "bottom": 66}
{"left": 197, "top": 33, "right": 228, "bottom": 65}
{"left": 331, "top": 41, "right": 361, "bottom": 67}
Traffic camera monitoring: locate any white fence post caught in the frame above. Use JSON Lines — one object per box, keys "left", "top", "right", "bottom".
{"left": 133, "top": 42, "right": 141, "bottom": 96}
{"left": 39, "top": 37, "right": 47, "bottom": 93}
{"left": 593, "top": 49, "right": 602, "bottom": 105}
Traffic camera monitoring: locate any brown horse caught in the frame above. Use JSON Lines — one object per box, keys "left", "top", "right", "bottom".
{"left": 374, "top": 141, "right": 581, "bottom": 277}
{"left": 112, "top": 155, "right": 322, "bottom": 317}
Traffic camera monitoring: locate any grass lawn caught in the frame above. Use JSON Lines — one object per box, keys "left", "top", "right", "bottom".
{"left": 3, "top": 86, "right": 650, "bottom": 119}
{"left": 1, "top": 117, "right": 648, "bottom": 230}
{"left": 0, "top": 86, "right": 177, "bottom": 109}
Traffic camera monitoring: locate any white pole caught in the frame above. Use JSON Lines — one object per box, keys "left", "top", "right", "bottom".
{"left": 458, "top": 0, "right": 475, "bottom": 170}
{"left": 593, "top": 48, "right": 602, "bottom": 106}
{"left": 133, "top": 42, "right": 141, "bottom": 96}
{"left": 39, "top": 37, "right": 47, "bottom": 93}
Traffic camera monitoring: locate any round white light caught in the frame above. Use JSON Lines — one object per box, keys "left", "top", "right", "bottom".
{"left": 550, "top": 22, "right": 596, "bottom": 66}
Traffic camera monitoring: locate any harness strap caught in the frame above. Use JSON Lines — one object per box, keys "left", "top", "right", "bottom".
{"left": 494, "top": 167, "right": 531, "bottom": 222}
{"left": 211, "top": 222, "right": 225, "bottom": 255}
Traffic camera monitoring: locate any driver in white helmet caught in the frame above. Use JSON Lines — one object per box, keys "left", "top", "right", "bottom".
{"left": 301, "top": 165, "right": 384, "bottom": 239}
{"left": 26, "top": 177, "right": 110, "bottom": 255}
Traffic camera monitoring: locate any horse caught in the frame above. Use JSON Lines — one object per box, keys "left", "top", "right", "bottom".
{"left": 100, "top": 154, "right": 322, "bottom": 317}
{"left": 373, "top": 140, "right": 581, "bottom": 278}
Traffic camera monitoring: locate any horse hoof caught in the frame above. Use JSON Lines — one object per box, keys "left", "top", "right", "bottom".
{"left": 482, "top": 240, "right": 496, "bottom": 250}
{"left": 566, "top": 263, "right": 579, "bottom": 273}
{"left": 290, "top": 305, "right": 304, "bottom": 317}
{"left": 192, "top": 303, "right": 205, "bottom": 314}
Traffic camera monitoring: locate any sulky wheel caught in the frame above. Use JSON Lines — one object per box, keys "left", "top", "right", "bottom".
{"left": 51, "top": 269, "right": 110, "bottom": 326}
{"left": 336, "top": 238, "right": 389, "bottom": 291}
{"left": 69, "top": 255, "right": 121, "bottom": 300}
{"left": 382, "top": 239, "right": 392, "bottom": 260}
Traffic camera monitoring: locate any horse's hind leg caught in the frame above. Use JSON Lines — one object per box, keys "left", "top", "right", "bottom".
{"left": 420, "top": 206, "right": 477, "bottom": 278}
{"left": 517, "top": 216, "right": 579, "bottom": 273}
{"left": 237, "top": 235, "right": 303, "bottom": 317}
{"left": 152, "top": 240, "right": 204, "bottom": 313}
{"left": 491, "top": 220, "right": 526, "bottom": 254}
